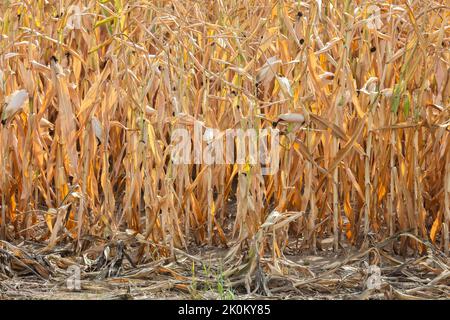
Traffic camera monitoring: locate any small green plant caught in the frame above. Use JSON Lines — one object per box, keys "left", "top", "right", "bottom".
{"left": 188, "top": 261, "right": 201, "bottom": 300}
{"left": 216, "top": 267, "right": 235, "bottom": 300}
{"left": 188, "top": 260, "right": 235, "bottom": 300}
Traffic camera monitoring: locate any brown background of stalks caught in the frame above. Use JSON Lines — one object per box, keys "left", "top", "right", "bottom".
{"left": 0, "top": 0, "right": 449, "bottom": 263}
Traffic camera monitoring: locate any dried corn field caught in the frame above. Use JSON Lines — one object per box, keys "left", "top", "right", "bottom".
{"left": 0, "top": 0, "right": 449, "bottom": 300}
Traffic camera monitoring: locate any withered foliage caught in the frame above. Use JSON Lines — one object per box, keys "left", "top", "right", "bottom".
{"left": 0, "top": 0, "right": 449, "bottom": 298}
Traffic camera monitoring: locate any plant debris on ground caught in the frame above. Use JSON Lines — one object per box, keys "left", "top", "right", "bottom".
{"left": 0, "top": 0, "right": 449, "bottom": 299}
